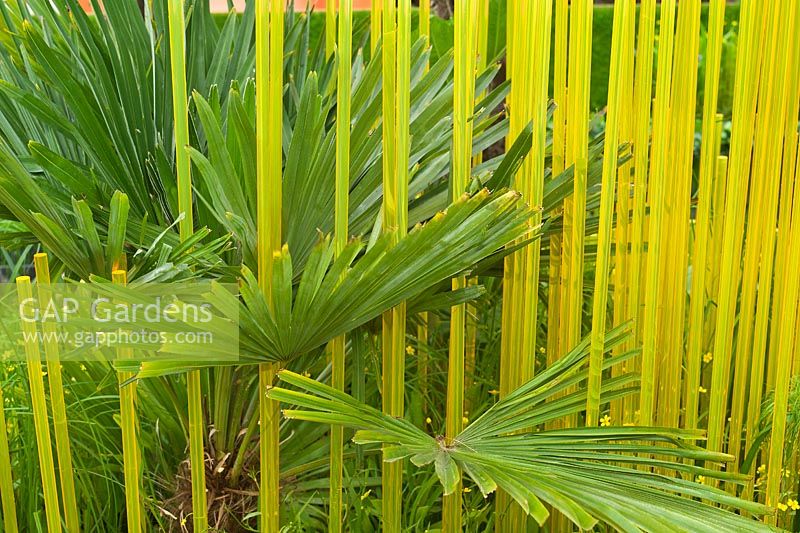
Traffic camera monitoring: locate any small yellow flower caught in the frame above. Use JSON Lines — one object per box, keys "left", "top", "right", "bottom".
{"left": 538, "top": 346, "right": 546, "bottom": 354}
{"left": 600, "top": 415, "right": 612, "bottom": 427}
{"left": 462, "top": 486, "right": 471, "bottom": 493}
{"left": 80, "top": 364, "right": 87, "bottom": 372}
{"left": 406, "top": 345, "right": 416, "bottom": 356}
{"left": 303, "top": 371, "right": 311, "bottom": 378}
{"left": 703, "top": 352, "right": 713, "bottom": 363}
{"left": 361, "top": 490, "right": 372, "bottom": 501}
{"left": 788, "top": 499, "right": 800, "bottom": 511}
{"left": 425, "top": 417, "right": 432, "bottom": 425}
{"left": 488, "top": 389, "right": 499, "bottom": 396}
{"left": 757, "top": 464, "right": 767, "bottom": 475}
{"left": 698, "top": 386, "right": 707, "bottom": 394}
{"left": 462, "top": 416, "right": 469, "bottom": 425}
{"left": 697, "top": 475, "right": 706, "bottom": 483}
{"left": 778, "top": 502, "right": 789, "bottom": 512}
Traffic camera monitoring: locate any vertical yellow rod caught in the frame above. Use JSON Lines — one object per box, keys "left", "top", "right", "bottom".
{"left": 167, "top": 0, "right": 207, "bottom": 529}
{"left": 326, "top": 0, "right": 336, "bottom": 59}
{"left": 329, "top": 0, "right": 352, "bottom": 529}
{"left": 443, "top": 2, "right": 476, "bottom": 530}
{"left": 111, "top": 269, "right": 142, "bottom": 533}
{"left": 766, "top": 138, "right": 800, "bottom": 523}
{"left": 0, "top": 383, "right": 17, "bottom": 533}
{"left": 639, "top": 0, "right": 676, "bottom": 426}
{"left": 547, "top": 0, "right": 568, "bottom": 373}
{"left": 586, "top": 0, "right": 630, "bottom": 426}
{"left": 381, "top": 0, "right": 410, "bottom": 529}
{"left": 659, "top": 0, "right": 700, "bottom": 429}
{"left": 419, "top": 0, "right": 430, "bottom": 46}
{"left": 16, "top": 277, "right": 62, "bottom": 533}
{"left": 464, "top": 0, "right": 489, "bottom": 406}
{"left": 684, "top": 0, "right": 725, "bottom": 431}
{"left": 257, "top": 0, "right": 283, "bottom": 531}
{"left": 706, "top": 0, "right": 767, "bottom": 457}
{"left": 625, "top": 0, "right": 656, "bottom": 424}
{"left": 371, "top": 0, "right": 382, "bottom": 54}
{"left": 609, "top": 0, "right": 635, "bottom": 422}
{"left": 564, "top": 0, "right": 593, "bottom": 353}
{"left": 33, "top": 253, "right": 80, "bottom": 532}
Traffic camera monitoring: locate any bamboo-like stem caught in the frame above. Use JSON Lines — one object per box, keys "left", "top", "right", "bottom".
{"left": 167, "top": 0, "right": 207, "bottom": 529}
{"left": 0, "top": 383, "right": 17, "bottom": 533}
{"left": 329, "top": 0, "right": 352, "bottom": 529}
{"left": 16, "top": 276, "right": 62, "bottom": 533}
{"left": 638, "top": 0, "right": 676, "bottom": 426}
{"left": 624, "top": 0, "right": 656, "bottom": 423}
{"left": 684, "top": 0, "right": 724, "bottom": 431}
{"left": 256, "top": 0, "right": 284, "bottom": 531}
{"left": 381, "top": 1, "right": 410, "bottom": 529}
{"left": 110, "top": 269, "right": 142, "bottom": 533}
{"left": 766, "top": 137, "right": 800, "bottom": 523}
{"left": 443, "top": 2, "right": 476, "bottom": 530}
{"left": 33, "top": 253, "right": 80, "bottom": 532}
{"left": 586, "top": 0, "right": 630, "bottom": 426}
{"left": 706, "top": 0, "right": 768, "bottom": 456}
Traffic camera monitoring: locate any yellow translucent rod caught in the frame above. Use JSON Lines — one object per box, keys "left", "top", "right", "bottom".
{"left": 33, "top": 253, "right": 80, "bottom": 532}
{"left": 586, "top": 0, "right": 631, "bottom": 426}
{"left": 167, "top": 0, "right": 206, "bottom": 529}
{"left": 659, "top": 0, "right": 701, "bottom": 429}
{"left": 329, "top": 0, "right": 352, "bottom": 528}
{"left": 684, "top": 0, "right": 726, "bottom": 431}
{"left": 564, "top": 0, "right": 593, "bottom": 352}
{"left": 610, "top": 0, "right": 635, "bottom": 422}
{"left": 766, "top": 138, "right": 800, "bottom": 523}
{"left": 16, "top": 277, "right": 62, "bottom": 533}
{"left": 256, "top": 0, "right": 284, "bottom": 530}
{"left": 444, "top": 4, "right": 476, "bottom": 527}
{"left": 371, "top": 0, "right": 382, "bottom": 54}
{"left": 626, "top": 0, "right": 656, "bottom": 358}
{"left": 419, "top": 0, "right": 430, "bottom": 43}
{"left": 706, "top": 0, "right": 774, "bottom": 457}
{"left": 547, "top": 0, "right": 568, "bottom": 367}
{"left": 639, "top": 0, "right": 676, "bottom": 426}
{"left": 730, "top": 2, "right": 795, "bottom": 479}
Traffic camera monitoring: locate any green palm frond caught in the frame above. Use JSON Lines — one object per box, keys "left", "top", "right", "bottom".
{"left": 269, "top": 324, "right": 777, "bottom": 533}
{"left": 127, "top": 188, "right": 534, "bottom": 376}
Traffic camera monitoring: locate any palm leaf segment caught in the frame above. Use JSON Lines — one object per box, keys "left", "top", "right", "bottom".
{"left": 269, "top": 323, "right": 777, "bottom": 533}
